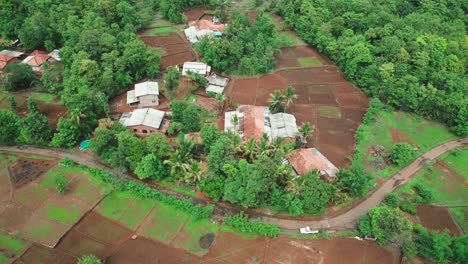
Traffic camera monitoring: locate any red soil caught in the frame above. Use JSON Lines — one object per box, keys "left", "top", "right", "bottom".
{"left": 140, "top": 34, "right": 195, "bottom": 69}
{"left": 416, "top": 205, "right": 461, "bottom": 236}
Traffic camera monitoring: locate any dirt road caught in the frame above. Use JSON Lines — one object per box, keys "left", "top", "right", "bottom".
{"left": 1, "top": 137, "right": 466, "bottom": 230}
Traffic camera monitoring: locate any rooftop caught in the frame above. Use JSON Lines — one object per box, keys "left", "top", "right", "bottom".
{"left": 119, "top": 108, "right": 165, "bottom": 129}
{"left": 287, "top": 148, "right": 339, "bottom": 177}
{"left": 206, "top": 74, "right": 229, "bottom": 94}
{"left": 22, "top": 50, "right": 52, "bottom": 67}
{"left": 0, "top": 50, "right": 24, "bottom": 58}
{"left": 0, "top": 54, "right": 16, "bottom": 71}
{"left": 270, "top": 113, "right": 300, "bottom": 139}
{"left": 135, "top": 81, "right": 159, "bottom": 97}
{"left": 182, "top": 61, "right": 211, "bottom": 75}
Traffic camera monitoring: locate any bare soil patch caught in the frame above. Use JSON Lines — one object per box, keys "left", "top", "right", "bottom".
{"left": 140, "top": 34, "right": 195, "bottom": 68}
{"left": 9, "top": 157, "right": 57, "bottom": 188}
{"left": 434, "top": 161, "right": 468, "bottom": 187}
{"left": 390, "top": 127, "right": 412, "bottom": 144}
{"left": 184, "top": 7, "right": 215, "bottom": 21}
{"left": 416, "top": 205, "right": 461, "bottom": 236}
{"left": 14, "top": 244, "right": 76, "bottom": 264}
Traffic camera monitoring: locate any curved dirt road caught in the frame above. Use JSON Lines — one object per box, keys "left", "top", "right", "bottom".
{"left": 1, "top": 137, "right": 466, "bottom": 230}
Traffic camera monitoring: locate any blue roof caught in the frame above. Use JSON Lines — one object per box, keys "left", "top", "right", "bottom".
{"left": 214, "top": 32, "right": 223, "bottom": 37}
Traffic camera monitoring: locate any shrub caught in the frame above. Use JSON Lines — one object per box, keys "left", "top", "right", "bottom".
{"left": 399, "top": 199, "right": 417, "bottom": 215}
{"left": 390, "top": 143, "right": 416, "bottom": 166}
{"left": 54, "top": 173, "right": 68, "bottom": 194}
{"left": 413, "top": 183, "right": 434, "bottom": 204}
{"left": 59, "top": 158, "right": 76, "bottom": 167}
{"left": 383, "top": 193, "right": 400, "bottom": 208}
{"left": 358, "top": 214, "right": 373, "bottom": 237}
{"left": 224, "top": 212, "right": 279, "bottom": 238}
{"left": 78, "top": 254, "right": 102, "bottom": 264}
{"left": 401, "top": 240, "right": 417, "bottom": 260}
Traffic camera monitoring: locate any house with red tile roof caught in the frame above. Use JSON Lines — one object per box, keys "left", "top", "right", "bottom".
{"left": 225, "top": 105, "right": 300, "bottom": 141}
{"left": 0, "top": 54, "right": 17, "bottom": 71}
{"left": 287, "top": 148, "right": 339, "bottom": 179}
{"left": 22, "top": 50, "right": 54, "bottom": 72}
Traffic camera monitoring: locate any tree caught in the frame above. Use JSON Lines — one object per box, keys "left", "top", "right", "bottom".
{"left": 135, "top": 154, "right": 167, "bottom": 180}
{"left": 2, "top": 63, "right": 37, "bottom": 91}
{"left": 296, "top": 171, "right": 335, "bottom": 214}
{"left": 78, "top": 254, "right": 102, "bottom": 264}
{"left": 19, "top": 111, "right": 52, "bottom": 145}
{"left": 383, "top": 193, "right": 400, "bottom": 208}
{"left": 200, "top": 124, "right": 220, "bottom": 153}
{"left": 283, "top": 86, "right": 297, "bottom": 110}
{"left": 208, "top": 136, "right": 233, "bottom": 176}
{"left": 368, "top": 206, "right": 413, "bottom": 246}
{"left": 54, "top": 173, "right": 68, "bottom": 194}
{"left": 184, "top": 160, "right": 206, "bottom": 184}
{"left": 268, "top": 90, "right": 284, "bottom": 113}
{"left": 170, "top": 100, "right": 189, "bottom": 122}
{"left": 215, "top": 93, "right": 225, "bottom": 110}
{"left": 336, "top": 164, "right": 374, "bottom": 197}
{"left": 27, "top": 97, "right": 40, "bottom": 114}
{"left": 50, "top": 118, "right": 81, "bottom": 148}
{"left": 181, "top": 105, "right": 202, "bottom": 132}
{"left": 0, "top": 110, "right": 20, "bottom": 145}
{"left": 390, "top": 143, "right": 416, "bottom": 166}
{"left": 116, "top": 130, "right": 147, "bottom": 170}
{"left": 164, "top": 66, "right": 181, "bottom": 91}
{"left": 298, "top": 122, "right": 314, "bottom": 143}
{"left": 145, "top": 133, "right": 172, "bottom": 159}
{"left": 8, "top": 96, "right": 16, "bottom": 110}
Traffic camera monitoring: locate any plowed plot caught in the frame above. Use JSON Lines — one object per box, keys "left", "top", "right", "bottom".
{"left": 14, "top": 244, "right": 76, "bottom": 264}
{"left": 279, "top": 67, "right": 346, "bottom": 84}
{"left": 417, "top": 205, "right": 461, "bottom": 236}
{"left": 9, "top": 157, "right": 56, "bottom": 188}
{"left": 275, "top": 46, "right": 332, "bottom": 70}
{"left": 184, "top": 7, "right": 214, "bottom": 21}
{"left": 107, "top": 237, "right": 200, "bottom": 264}
{"left": 57, "top": 212, "right": 132, "bottom": 258}
{"left": 0, "top": 160, "right": 105, "bottom": 248}
{"left": 140, "top": 34, "right": 194, "bottom": 68}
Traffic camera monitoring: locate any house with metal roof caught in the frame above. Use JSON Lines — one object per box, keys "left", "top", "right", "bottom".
{"left": 0, "top": 53, "right": 18, "bottom": 71}
{"left": 127, "top": 81, "right": 159, "bottom": 107}
{"left": 0, "top": 50, "right": 24, "bottom": 58}
{"left": 225, "top": 105, "right": 299, "bottom": 141}
{"left": 119, "top": 108, "right": 169, "bottom": 137}
{"left": 182, "top": 61, "right": 211, "bottom": 76}
{"left": 184, "top": 19, "right": 226, "bottom": 44}
{"left": 206, "top": 74, "right": 229, "bottom": 94}
{"left": 287, "top": 148, "right": 339, "bottom": 180}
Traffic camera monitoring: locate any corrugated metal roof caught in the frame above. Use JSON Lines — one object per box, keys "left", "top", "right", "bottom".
{"left": 182, "top": 62, "right": 211, "bottom": 75}
{"left": 127, "top": 90, "right": 138, "bottom": 104}
{"left": 206, "top": 85, "right": 225, "bottom": 94}
{"left": 0, "top": 50, "right": 23, "bottom": 57}
{"left": 270, "top": 113, "right": 299, "bottom": 139}
{"left": 119, "top": 108, "right": 165, "bottom": 129}
{"left": 135, "top": 81, "right": 159, "bottom": 97}
{"left": 184, "top": 26, "right": 198, "bottom": 44}
{"left": 287, "top": 148, "right": 338, "bottom": 177}
{"left": 207, "top": 74, "right": 229, "bottom": 87}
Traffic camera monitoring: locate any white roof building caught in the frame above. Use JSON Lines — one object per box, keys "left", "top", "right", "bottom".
{"left": 119, "top": 108, "right": 165, "bottom": 129}
{"left": 0, "top": 50, "right": 24, "bottom": 57}
{"left": 182, "top": 61, "right": 211, "bottom": 76}
{"left": 270, "top": 113, "right": 300, "bottom": 139}
{"left": 127, "top": 81, "right": 159, "bottom": 106}
{"left": 49, "top": 49, "right": 61, "bottom": 61}
{"left": 184, "top": 26, "right": 199, "bottom": 44}
{"left": 206, "top": 74, "right": 229, "bottom": 94}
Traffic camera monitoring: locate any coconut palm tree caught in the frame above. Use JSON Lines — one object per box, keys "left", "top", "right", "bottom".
{"left": 268, "top": 90, "right": 284, "bottom": 113}
{"left": 184, "top": 160, "right": 206, "bottom": 184}
{"left": 227, "top": 131, "right": 242, "bottom": 153}
{"left": 215, "top": 93, "right": 225, "bottom": 111}
{"left": 258, "top": 136, "right": 273, "bottom": 157}
{"left": 242, "top": 139, "right": 257, "bottom": 162}
{"left": 163, "top": 151, "right": 190, "bottom": 181}
{"left": 299, "top": 122, "right": 314, "bottom": 144}
{"left": 283, "top": 86, "right": 298, "bottom": 111}
{"left": 231, "top": 113, "right": 239, "bottom": 132}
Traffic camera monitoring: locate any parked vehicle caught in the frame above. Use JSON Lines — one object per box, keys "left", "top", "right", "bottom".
{"left": 300, "top": 226, "right": 319, "bottom": 234}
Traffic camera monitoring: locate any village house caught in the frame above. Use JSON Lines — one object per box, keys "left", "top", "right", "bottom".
{"left": 287, "top": 148, "right": 339, "bottom": 180}
{"left": 127, "top": 81, "right": 159, "bottom": 107}
{"left": 22, "top": 50, "right": 54, "bottom": 72}
{"left": 0, "top": 50, "right": 24, "bottom": 71}
{"left": 225, "top": 105, "right": 300, "bottom": 141}
{"left": 206, "top": 74, "right": 229, "bottom": 94}
{"left": 182, "top": 61, "right": 211, "bottom": 76}
{"left": 119, "top": 108, "right": 170, "bottom": 137}
{"left": 184, "top": 19, "right": 225, "bottom": 44}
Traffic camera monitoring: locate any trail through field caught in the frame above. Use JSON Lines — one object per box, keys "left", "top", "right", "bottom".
{"left": 1, "top": 137, "right": 466, "bottom": 230}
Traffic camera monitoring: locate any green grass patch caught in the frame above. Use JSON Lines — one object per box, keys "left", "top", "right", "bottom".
{"left": 30, "top": 92, "right": 60, "bottom": 104}
{"left": 0, "top": 233, "right": 26, "bottom": 252}
{"left": 173, "top": 218, "right": 219, "bottom": 255}
{"left": 29, "top": 224, "right": 51, "bottom": 238}
{"left": 220, "top": 225, "right": 259, "bottom": 239}
{"left": 119, "top": 198, "right": 156, "bottom": 229}
{"left": 142, "top": 202, "right": 189, "bottom": 242}
{"left": 95, "top": 192, "right": 134, "bottom": 220}
{"left": 443, "top": 148, "right": 468, "bottom": 181}
{"left": 356, "top": 111, "right": 458, "bottom": 178}
{"left": 0, "top": 254, "right": 8, "bottom": 264}
{"left": 147, "top": 27, "right": 174, "bottom": 36}
{"left": 147, "top": 20, "right": 172, "bottom": 28}
{"left": 47, "top": 204, "right": 80, "bottom": 224}
{"left": 278, "top": 32, "right": 298, "bottom": 48}
{"left": 297, "top": 56, "right": 322, "bottom": 67}
{"left": 449, "top": 207, "right": 467, "bottom": 233}
{"left": 319, "top": 105, "right": 341, "bottom": 119}
{"left": 150, "top": 47, "right": 166, "bottom": 56}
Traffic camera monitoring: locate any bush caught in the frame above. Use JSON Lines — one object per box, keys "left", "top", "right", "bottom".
{"left": 413, "top": 183, "right": 434, "bottom": 204}
{"left": 59, "top": 158, "right": 76, "bottom": 167}
{"left": 383, "top": 193, "right": 400, "bottom": 208}
{"left": 78, "top": 254, "right": 102, "bottom": 264}
{"left": 390, "top": 143, "right": 416, "bottom": 166}
{"left": 224, "top": 212, "right": 279, "bottom": 238}
{"left": 399, "top": 199, "right": 417, "bottom": 215}
{"left": 54, "top": 173, "right": 68, "bottom": 194}
{"left": 358, "top": 214, "right": 373, "bottom": 237}
{"left": 401, "top": 240, "right": 417, "bottom": 260}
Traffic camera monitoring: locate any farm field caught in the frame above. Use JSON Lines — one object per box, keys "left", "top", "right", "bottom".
{"left": 397, "top": 148, "right": 468, "bottom": 235}
{"left": 0, "top": 153, "right": 105, "bottom": 248}
{"left": 140, "top": 33, "right": 194, "bottom": 69}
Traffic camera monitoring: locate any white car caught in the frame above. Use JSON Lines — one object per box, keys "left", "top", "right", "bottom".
{"left": 300, "top": 226, "right": 319, "bottom": 234}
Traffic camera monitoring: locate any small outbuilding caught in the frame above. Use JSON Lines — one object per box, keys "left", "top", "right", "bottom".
{"left": 182, "top": 61, "right": 211, "bottom": 76}
{"left": 206, "top": 74, "right": 229, "bottom": 94}
{"left": 287, "top": 148, "right": 339, "bottom": 179}
{"left": 119, "top": 108, "right": 169, "bottom": 137}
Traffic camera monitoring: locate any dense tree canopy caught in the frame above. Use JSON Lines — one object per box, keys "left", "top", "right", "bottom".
{"left": 274, "top": 0, "right": 467, "bottom": 135}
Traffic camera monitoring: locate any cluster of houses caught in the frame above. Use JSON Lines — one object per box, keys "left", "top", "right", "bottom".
{"left": 184, "top": 18, "right": 226, "bottom": 44}
{"left": 0, "top": 49, "right": 60, "bottom": 73}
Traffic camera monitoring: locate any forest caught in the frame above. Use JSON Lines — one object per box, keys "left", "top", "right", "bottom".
{"left": 272, "top": 0, "right": 467, "bottom": 135}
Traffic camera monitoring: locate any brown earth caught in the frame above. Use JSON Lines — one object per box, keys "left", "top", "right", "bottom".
{"left": 140, "top": 34, "right": 195, "bottom": 68}
{"left": 184, "top": 7, "right": 215, "bottom": 21}
{"left": 434, "top": 161, "right": 468, "bottom": 187}
{"left": 416, "top": 205, "right": 461, "bottom": 236}
{"left": 13, "top": 244, "right": 76, "bottom": 264}
{"left": 8, "top": 157, "right": 57, "bottom": 188}
{"left": 390, "top": 127, "right": 412, "bottom": 144}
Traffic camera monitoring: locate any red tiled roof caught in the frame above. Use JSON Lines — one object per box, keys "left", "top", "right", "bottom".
{"left": 23, "top": 50, "right": 52, "bottom": 67}
{"left": 0, "top": 54, "right": 16, "bottom": 70}
{"left": 189, "top": 19, "right": 225, "bottom": 33}
{"left": 287, "top": 149, "right": 328, "bottom": 176}
{"left": 242, "top": 105, "right": 265, "bottom": 140}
